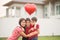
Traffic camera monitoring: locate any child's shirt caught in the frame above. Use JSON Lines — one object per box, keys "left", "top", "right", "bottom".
{"left": 22, "top": 26, "right": 29, "bottom": 40}
{"left": 28, "top": 24, "right": 39, "bottom": 40}
{"left": 7, "top": 26, "right": 24, "bottom": 40}
{"left": 25, "top": 26, "right": 31, "bottom": 35}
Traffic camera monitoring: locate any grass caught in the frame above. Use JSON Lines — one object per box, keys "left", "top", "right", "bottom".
{"left": 18, "top": 36, "right": 60, "bottom": 40}
{"left": 38, "top": 36, "right": 60, "bottom": 40}
{"left": 0, "top": 36, "right": 60, "bottom": 40}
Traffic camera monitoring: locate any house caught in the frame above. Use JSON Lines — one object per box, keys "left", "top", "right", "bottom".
{"left": 3, "top": 0, "right": 60, "bottom": 18}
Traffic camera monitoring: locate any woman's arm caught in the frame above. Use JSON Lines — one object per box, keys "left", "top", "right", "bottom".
{"left": 20, "top": 31, "right": 28, "bottom": 37}
{"left": 20, "top": 30, "right": 38, "bottom": 37}
{"left": 27, "top": 30, "right": 39, "bottom": 37}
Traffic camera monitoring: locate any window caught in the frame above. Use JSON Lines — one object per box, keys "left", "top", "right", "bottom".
{"left": 16, "top": 7, "right": 20, "bottom": 17}
{"left": 55, "top": 3, "right": 60, "bottom": 15}
{"left": 9, "top": 8, "right": 12, "bottom": 16}
{"left": 8, "top": 7, "right": 15, "bottom": 17}
{"left": 12, "top": 7, "right": 15, "bottom": 17}
{"left": 43, "top": 6, "right": 48, "bottom": 18}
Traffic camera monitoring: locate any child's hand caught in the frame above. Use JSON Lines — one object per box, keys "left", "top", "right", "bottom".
{"left": 29, "top": 28, "right": 34, "bottom": 32}
{"left": 30, "top": 28, "right": 34, "bottom": 30}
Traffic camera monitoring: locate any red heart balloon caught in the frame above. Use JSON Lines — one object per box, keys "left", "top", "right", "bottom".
{"left": 25, "top": 4, "right": 36, "bottom": 15}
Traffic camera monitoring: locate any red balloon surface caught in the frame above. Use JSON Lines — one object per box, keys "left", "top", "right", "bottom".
{"left": 25, "top": 4, "right": 36, "bottom": 15}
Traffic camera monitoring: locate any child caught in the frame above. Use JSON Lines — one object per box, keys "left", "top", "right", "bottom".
{"left": 29, "top": 17, "right": 39, "bottom": 40}
{"left": 22, "top": 18, "right": 31, "bottom": 40}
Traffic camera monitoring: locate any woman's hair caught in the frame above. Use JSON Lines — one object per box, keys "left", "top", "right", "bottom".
{"left": 26, "top": 18, "right": 30, "bottom": 22}
{"left": 31, "top": 17, "right": 37, "bottom": 22}
{"left": 19, "top": 18, "right": 26, "bottom": 26}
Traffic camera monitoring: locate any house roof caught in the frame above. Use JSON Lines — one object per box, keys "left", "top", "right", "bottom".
{"left": 3, "top": 0, "right": 45, "bottom": 6}
{"left": 43, "top": 0, "right": 60, "bottom": 4}
{"left": 44, "top": 0, "right": 60, "bottom": 2}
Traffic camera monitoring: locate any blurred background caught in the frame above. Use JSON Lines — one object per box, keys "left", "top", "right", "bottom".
{"left": 0, "top": 0, "right": 60, "bottom": 40}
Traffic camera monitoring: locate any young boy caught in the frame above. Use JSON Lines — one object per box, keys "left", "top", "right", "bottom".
{"left": 22, "top": 18, "right": 31, "bottom": 40}
{"left": 29, "top": 17, "right": 39, "bottom": 40}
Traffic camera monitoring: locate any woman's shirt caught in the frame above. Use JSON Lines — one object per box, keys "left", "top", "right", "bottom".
{"left": 7, "top": 26, "right": 24, "bottom": 40}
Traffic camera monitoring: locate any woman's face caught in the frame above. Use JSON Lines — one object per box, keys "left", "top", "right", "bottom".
{"left": 21, "top": 20, "right": 26, "bottom": 27}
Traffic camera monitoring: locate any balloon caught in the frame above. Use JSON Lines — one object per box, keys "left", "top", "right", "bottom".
{"left": 24, "top": 4, "right": 36, "bottom": 15}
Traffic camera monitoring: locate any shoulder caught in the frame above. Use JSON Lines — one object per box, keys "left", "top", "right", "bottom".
{"left": 36, "top": 24, "right": 40, "bottom": 29}
{"left": 36, "top": 24, "right": 39, "bottom": 27}
{"left": 15, "top": 26, "right": 23, "bottom": 32}
{"left": 15, "top": 26, "right": 21, "bottom": 29}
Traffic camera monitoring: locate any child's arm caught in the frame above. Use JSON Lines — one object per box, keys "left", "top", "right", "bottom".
{"left": 29, "top": 24, "right": 37, "bottom": 32}
{"left": 29, "top": 27, "right": 34, "bottom": 32}
{"left": 35, "top": 24, "right": 40, "bottom": 34}
{"left": 36, "top": 29, "right": 40, "bottom": 34}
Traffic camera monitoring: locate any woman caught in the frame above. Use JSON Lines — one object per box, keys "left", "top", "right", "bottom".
{"left": 7, "top": 18, "right": 38, "bottom": 40}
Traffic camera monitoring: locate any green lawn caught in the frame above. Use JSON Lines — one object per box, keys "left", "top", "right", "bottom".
{"left": 18, "top": 36, "right": 60, "bottom": 40}
{"left": 0, "top": 36, "right": 60, "bottom": 40}
{"left": 38, "top": 36, "right": 60, "bottom": 40}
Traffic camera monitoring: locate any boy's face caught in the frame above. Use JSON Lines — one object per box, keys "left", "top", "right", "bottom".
{"left": 26, "top": 21, "right": 30, "bottom": 27}
{"left": 31, "top": 20, "right": 36, "bottom": 25}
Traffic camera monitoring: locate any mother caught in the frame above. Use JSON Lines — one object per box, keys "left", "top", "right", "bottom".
{"left": 7, "top": 18, "right": 38, "bottom": 40}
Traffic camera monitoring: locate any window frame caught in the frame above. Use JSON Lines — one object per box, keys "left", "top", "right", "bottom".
{"left": 43, "top": 6, "right": 48, "bottom": 18}
{"left": 55, "top": 3, "right": 60, "bottom": 15}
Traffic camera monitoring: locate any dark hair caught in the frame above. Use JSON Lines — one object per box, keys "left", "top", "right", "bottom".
{"left": 26, "top": 18, "right": 30, "bottom": 22}
{"left": 19, "top": 18, "right": 26, "bottom": 26}
{"left": 31, "top": 17, "right": 37, "bottom": 22}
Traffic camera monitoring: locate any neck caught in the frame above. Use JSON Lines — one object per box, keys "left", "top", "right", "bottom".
{"left": 27, "top": 25, "right": 30, "bottom": 27}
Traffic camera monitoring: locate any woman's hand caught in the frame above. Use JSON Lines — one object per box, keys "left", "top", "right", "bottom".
{"left": 20, "top": 31, "right": 28, "bottom": 37}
